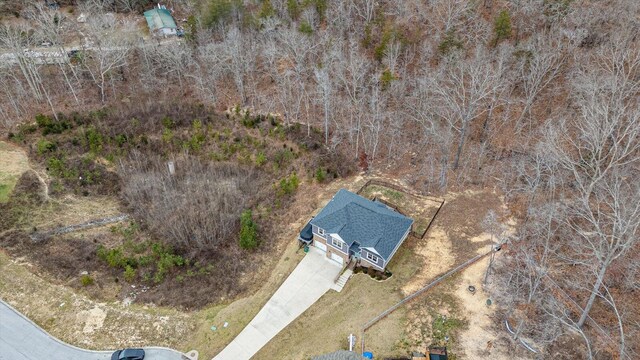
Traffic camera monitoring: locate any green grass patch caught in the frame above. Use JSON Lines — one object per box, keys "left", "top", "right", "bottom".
{"left": 80, "top": 274, "right": 94, "bottom": 286}
{"left": 0, "top": 173, "right": 18, "bottom": 203}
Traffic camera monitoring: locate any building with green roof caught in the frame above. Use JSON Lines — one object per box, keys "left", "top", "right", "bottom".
{"left": 144, "top": 7, "right": 177, "bottom": 36}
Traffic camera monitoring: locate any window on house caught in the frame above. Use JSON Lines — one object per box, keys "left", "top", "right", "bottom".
{"left": 332, "top": 238, "right": 341, "bottom": 248}
{"left": 366, "top": 252, "right": 378, "bottom": 263}
{"left": 318, "top": 228, "right": 325, "bottom": 236}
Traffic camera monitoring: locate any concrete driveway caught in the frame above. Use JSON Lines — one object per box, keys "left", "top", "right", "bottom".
{"left": 0, "top": 301, "right": 185, "bottom": 360}
{"left": 213, "top": 247, "right": 342, "bottom": 360}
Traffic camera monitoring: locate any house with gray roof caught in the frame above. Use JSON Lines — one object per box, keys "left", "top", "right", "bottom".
{"left": 300, "top": 189, "right": 413, "bottom": 270}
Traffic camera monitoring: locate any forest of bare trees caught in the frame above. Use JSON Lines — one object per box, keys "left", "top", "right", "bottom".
{"left": 119, "top": 152, "right": 261, "bottom": 256}
{"left": 1, "top": 0, "right": 638, "bottom": 358}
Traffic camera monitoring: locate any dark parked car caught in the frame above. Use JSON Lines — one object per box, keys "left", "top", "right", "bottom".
{"left": 111, "top": 348, "right": 145, "bottom": 360}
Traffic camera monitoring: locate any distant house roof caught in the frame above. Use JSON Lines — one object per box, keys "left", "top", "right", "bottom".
{"left": 310, "top": 189, "right": 413, "bottom": 260}
{"left": 144, "top": 8, "right": 177, "bottom": 31}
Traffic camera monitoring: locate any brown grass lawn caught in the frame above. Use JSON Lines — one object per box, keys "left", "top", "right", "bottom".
{"left": 255, "top": 246, "right": 421, "bottom": 359}
{"left": 182, "top": 238, "right": 307, "bottom": 358}
{"left": 359, "top": 183, "right": 442, "bottom": 235}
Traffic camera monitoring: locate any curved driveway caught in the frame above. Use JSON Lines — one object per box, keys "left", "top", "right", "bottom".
{"left": 0, "top": 301, "right": 185, "bottom": 360}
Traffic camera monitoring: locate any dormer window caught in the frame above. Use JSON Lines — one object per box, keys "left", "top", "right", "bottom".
{"left": 332, "top": 238, "right": 341, "bottom": 247}
{"left": 366, "top": 252, "right": 378, "bottom": 263}
{"left": 318, "top": 228, "right": 325, "bottom": 236}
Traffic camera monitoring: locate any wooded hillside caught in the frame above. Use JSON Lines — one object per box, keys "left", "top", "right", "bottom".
{"left": 1, "top": 0, "right": 638, "bottom": 358}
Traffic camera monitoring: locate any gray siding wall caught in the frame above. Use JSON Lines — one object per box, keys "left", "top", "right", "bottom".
{"left": 327, "top": 234, "right": 349, "bottom": 254}
{"left": 312, "top": 225, "right": 326, "bottom": 239}
{"left": 384, "top": 225, "right": 412, "bottom": 267}
{"left": 360, "top": 248, "right": 384, "bottom": 270}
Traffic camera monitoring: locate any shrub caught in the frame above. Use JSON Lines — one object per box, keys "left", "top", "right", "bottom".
{"left": 380, "top": 69, "right": 395, "bottom": 90}
{"left": 239, "top": 209, "right": 259, "bottom": 249}
{"left": 97, "top": 245, "right": 125, "bottom": 268}
{"left": 255, "top": 151, "right": 267, "bottom": 166}
{"left": 162, "top": 128, "right": 174, "bottom": 143}
{"left": 85, "top": 127, "right": 104, "bottom": 154}
{"left": 80, "top": 274, "right": 94, "bottom": 286}
{"left": 311, "top": 0, "right": 327, "bottom": 22}
{"left": 259, "top": 0, "right": 275, "bottom": 18}
{"left": 36, "top": 114, "right": 71, "bottom": 135}
{"left": 114, "top": 134, "right": 127, "bottom": 147}
{"left": 35, "top": 114, "right": 52, "bottom": 128}
{"left": 374, "top": 28, "right": 395, "bottom": 62}
{"left": 205, "top": 0, "right": 235, "bottom": 28}
{"left": 151, "top": 243, "right": 185, "bottom": 283}
{"left": 161, "top": 116, "right": 176, "bottom": 129}
{"left": 438, "top": 30, "right": 463, "bottom": 55}
{"left": 185, "top": 15, "right": 198, "bottom": 43}
{"left": 315, "top": 168, "right": 326, "bottom": 182}
{"left": 124, "top": 265, "right": 136, "bottom": 282}
{"left": 47, "top": 157, "right": 66, "bottom": 177}
{"left": 277, "top": 172, "right": 299, "bottom": 196}
{"left": 185, "top": 132, "right": 206, "bottom": 152}
{"left": 274, "top": 147, "right": 295, "bottom": 166}
{"left": 241, "top": 111, "right": 263, "bottom": 128}
{"left": 37, "top": 139, "right": 56, "bottom": 155}
{"left": 287, "top": 0, "right": 300, "bottom": 20}
{"left": 494, "top": 10, "right": 512, "bottom": 45}
{"left": 298, "top": 21, "right": 313, "bottom": 35}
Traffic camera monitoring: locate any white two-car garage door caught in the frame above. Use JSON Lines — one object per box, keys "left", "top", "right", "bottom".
{"left": 330, "top": 252, "right": 344, "bottom": 265}
{"left": 315, "top": 240, "right": 327, "bottom": 252}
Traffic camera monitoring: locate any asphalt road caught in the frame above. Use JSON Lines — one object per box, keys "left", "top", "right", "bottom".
{"left": 0, "top": 301, "right": 185, "bottom": 360}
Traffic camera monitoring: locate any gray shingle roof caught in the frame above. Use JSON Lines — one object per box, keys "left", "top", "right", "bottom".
{"left": 310, "top": 189, "right": 413, "bottom": 260}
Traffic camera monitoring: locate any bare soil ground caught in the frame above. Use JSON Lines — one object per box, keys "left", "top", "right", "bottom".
{"left": 400, "top": 190, "right": 519, "bottom": 359}
{"left": 0, "top": 141, "right": 29, "bottom": 202}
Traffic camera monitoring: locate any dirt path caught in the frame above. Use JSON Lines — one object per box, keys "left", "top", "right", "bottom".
{"left": 453, "top": 257, "right": 512, "bottom": 360}
{"left": 0, "top": 141, "right": 30, "bottom": 202}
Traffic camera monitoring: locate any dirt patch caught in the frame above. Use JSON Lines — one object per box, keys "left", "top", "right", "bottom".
{"left": 402, "top": 227, "right": 454, "bottom": 295}
{"left": 79, "top": 306, "right": 108, "bottom": 334}
{"left": 439, "top": 190, "right": 507, "bottom": 259}
{"left": 454, "top": 257, "right": 513, "bottom": 360}
{"left": 0, "top": 141, "right": 30, "bottom": 202}
{"left": 397, "top": 190, "right": 515, "bottom": 358}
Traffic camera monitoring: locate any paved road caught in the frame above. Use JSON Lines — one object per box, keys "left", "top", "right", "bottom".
{"left": 213, "top": 247, "right": 342, "bottom": 360}
{"left": 0, "top": 301, "right": 185, "bottom": 360}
